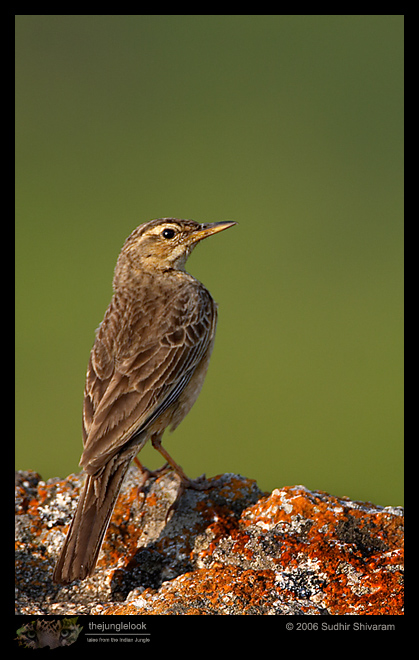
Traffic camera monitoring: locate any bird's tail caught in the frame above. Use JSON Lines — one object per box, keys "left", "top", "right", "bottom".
{"left": 52, "top": 459, "right": 131, "bottom": 584}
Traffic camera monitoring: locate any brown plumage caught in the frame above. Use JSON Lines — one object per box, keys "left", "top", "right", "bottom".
{"left": 53, "top": 218, "right": 236, "bottom": 583}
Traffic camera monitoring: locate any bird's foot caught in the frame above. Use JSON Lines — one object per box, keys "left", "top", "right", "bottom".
{"left": 133, "top": 457, "right": 171, "bottom": 499}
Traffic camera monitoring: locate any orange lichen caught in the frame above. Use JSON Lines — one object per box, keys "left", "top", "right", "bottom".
{"left": 238, "top": 486, "right": 404, "bottom": 615}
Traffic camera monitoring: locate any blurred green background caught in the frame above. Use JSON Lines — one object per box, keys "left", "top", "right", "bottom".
{"left": 16, "top": 15, "right": 403, "bottom": 506}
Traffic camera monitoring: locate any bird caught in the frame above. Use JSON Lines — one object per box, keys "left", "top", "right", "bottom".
{"left": 53, "top": 217, "right": 236, "bottom": 583}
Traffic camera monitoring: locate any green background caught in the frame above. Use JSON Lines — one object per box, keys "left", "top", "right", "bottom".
{"left": 16, "top": 15, "right": 403, "bottom": 506}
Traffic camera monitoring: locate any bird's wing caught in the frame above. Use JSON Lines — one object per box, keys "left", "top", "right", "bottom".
{"left": 80, "top": 285, "right": 216, "bottom": 475}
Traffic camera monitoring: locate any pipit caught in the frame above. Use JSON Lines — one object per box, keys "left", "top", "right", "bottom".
{"left": 53, "top": 218, "right": 236, "bottom": 584}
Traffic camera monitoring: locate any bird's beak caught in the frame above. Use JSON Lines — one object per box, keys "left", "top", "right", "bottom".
{"left": 193, "top": 221, "right": 237, "bottom": 243}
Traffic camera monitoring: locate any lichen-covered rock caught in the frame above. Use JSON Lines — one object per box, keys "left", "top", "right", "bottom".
{"left": 15, "top": 469, "right": 403, "bottom": 615}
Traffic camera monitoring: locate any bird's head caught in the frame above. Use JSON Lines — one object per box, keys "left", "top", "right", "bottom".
{"left": 113, "top": 218, "right": 236, "bottom": 287}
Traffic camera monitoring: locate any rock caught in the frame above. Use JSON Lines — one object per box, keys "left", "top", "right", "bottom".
{"left": 15, "top": 469, "right": 403, "bottom": 615}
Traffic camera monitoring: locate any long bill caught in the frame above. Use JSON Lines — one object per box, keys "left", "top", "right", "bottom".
{"left": 193, "top": 221, "right": 237, "bottom": 242}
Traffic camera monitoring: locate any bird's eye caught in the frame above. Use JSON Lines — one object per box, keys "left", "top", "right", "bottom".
{"left": 162, "top": 228, "right": 176, "bottom": 239}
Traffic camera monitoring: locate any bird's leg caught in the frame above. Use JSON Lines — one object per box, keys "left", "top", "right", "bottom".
{"left": 150, "top": 434, "right": 212, "bottom": 520}
{"left": 150, "top": 435, "right": 190, "bottom": 483}
{"left": 151, "top": 434, "right": 211, "bottom": 489}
